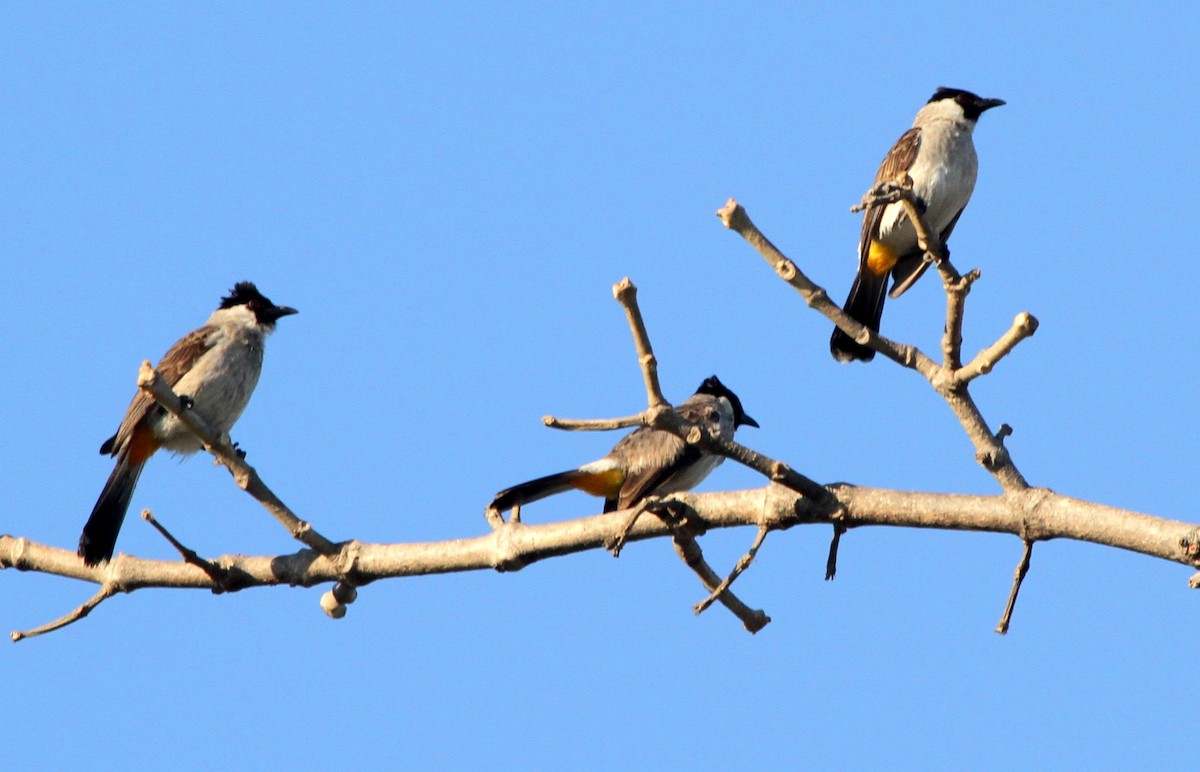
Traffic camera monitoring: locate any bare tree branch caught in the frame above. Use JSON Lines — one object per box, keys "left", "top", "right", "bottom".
{"left": 141, "top": 509, "right": 238, "bottom": 589}
{"left": 942, "top": 269, "right": 979, "bottom": 369}
{"left": 6, "top": 202, "right": 1196, "bottom": 640}
{"left": 137, "top": 361, "right": 340, "bottom": 556}
{"left": 6, "top": 484, "right": 1198, "bottom": 637}
{"left": 670, "top": 525, "right": 770, "bottom": 634}
{"left": 718, "top": 193, "right": 1068, "bottom": 631}
{"left": 543, "top": 413, "right": 646, "bottom": 432}
{"left": 717, "top": 198, "right": 938, "bottom": 374}
{"left": 11, "top": 582, "right": 117, "bottom": 641}
{"left": 959, "top": 312, "right": 1040, "bottom": 383}
{"left": 717, "top": 197, "right": 1033, "bottom": 493}
{"left": 613, "top": 277, "right": 669, "bottom": 410}
{"left": 695, "top": 524, "right": 769, "bottom": 615}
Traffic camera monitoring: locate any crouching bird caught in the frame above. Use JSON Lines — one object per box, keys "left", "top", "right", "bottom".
{"left": 489, "top": 375, "right": 758, "bottom": 516}
{"left": 78, "top": 281, "right": 297, "bottom": 566}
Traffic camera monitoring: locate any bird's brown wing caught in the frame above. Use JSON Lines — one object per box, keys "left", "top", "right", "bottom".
{"left": 101, "top": 325, "right": 215, "bottom": 455}
{"left": 614, "top": 397, "right": 719, "bottom": 510}
{"left": 858, "top": 126, "right": 922, "bottom": 268}
{"left": 616, "top": 444, "right": 702, "bottom": 511}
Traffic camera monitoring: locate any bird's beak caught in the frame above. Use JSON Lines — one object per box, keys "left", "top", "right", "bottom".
{"left": 979, "top": 97, "right": 1006, "bottom": 112}
{"left": 741, "top": 414, "right": 760, "bottom": 429}
{"left": 266, "top": 306, "right": 299, "bottom": 322}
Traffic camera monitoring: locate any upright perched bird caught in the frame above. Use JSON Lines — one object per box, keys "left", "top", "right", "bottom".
{"left": 490, "top": 376, "right": 758, "bottom": 515}
{"left": 830, "top": 87, "right": 1005, "bottom": 362}
{"left": 78, "top": 282, "right": 297, "bottom": 566}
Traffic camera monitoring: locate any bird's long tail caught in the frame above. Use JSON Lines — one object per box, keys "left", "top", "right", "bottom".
{"left": 830, "top": 268, "right": 889, "bottom": 363}
{"left": 79, "top": 456, "right": 145, "bottom": 566}
{"left": 490, "top": 470, "right": 579, "bottom": 513}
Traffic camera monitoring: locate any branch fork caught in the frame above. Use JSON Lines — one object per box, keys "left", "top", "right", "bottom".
{"left": 8, "top": 191, "right": 1197, "bottom": 642}
{"left": 137, "top": 361, "right": 338, "bottom": 557}
{"left": 719, "top": 192, "right": 1045, "bottom": 630}
{"left": 532, "top": 277, "right": 845, "bottom": 631}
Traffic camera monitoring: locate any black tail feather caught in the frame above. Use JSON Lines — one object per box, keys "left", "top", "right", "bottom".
{"left": 830, "top": 269, "right": 889, "bottom": 363}
{"left": 79, "top": 457, "right": 144, "bottom": 566}
{"left": 490, "top": 470, "right": 577, "bottom": 513}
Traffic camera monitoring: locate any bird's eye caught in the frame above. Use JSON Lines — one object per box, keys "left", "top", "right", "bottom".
{"left": 247, "top": 299, "right": 262, "bottom": 311}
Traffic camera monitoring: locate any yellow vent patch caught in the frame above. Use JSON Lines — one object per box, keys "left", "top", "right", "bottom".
{"left": 570, "top": 468, "right": 626, "bottom": 498}
{"left": 866, "top": 241, "right": 899, "bottom": 276}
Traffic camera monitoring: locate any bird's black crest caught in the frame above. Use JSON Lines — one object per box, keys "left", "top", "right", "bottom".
{"left": 218, "top": 281, "right": 297, "bottom": 325}
{"left": 928, "top": 87, "right": 981, "bottom": 105}
{"left": 928, "top": 87, "right": 1004, "bottom": 121}
{"left": 696, "top": 375, "right": 759, "bottom": 428}
{"left": 220, "top": 281, "right": 269, "bottom": 309}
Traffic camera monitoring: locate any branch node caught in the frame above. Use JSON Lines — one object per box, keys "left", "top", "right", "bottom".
{"left": 695, "top": 524, "right": 770, "bottom": 615}
{"left": 652, "top": 502, "right": 769, "bottom": 633}
{"left": 1179, "top": 529, "right": 1200, "bottom": 562}
{"left": 492, "top": 521, "right": 530, "bottom": 573}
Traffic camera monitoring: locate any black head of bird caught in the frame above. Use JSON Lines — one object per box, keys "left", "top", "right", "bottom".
{"left": 695, "top": 375, "right": 759, "bottom": 429}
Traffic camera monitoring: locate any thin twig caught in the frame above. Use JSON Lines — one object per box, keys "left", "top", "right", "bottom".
{"left": 897, "top": 194, "right": 958, "bottom": 282}
{"left": 853, "top": 186, "right": 980, "bottom": 371}
{"left": 721, "top": 197, "right": 1033, "bottom": 495}
{"left": 652, "top": 503, "right": 770, "bottom": 633}
{"left": 710, "top": 435, "right": 833, "bottom": 505}
{"left": 606, "top": 500, "right": 654, "bottom": 557}
{"left": 11, "top": 583, "right": 117, "bottom": 641}
{"left": 613, "top": 278, "right": 668, "bottom": 410}
{"left": 694, "top": 524, "right": 770, "bottom": 614}
{"left": 716, "top": 198, "right": 939, "bottom": 377}
{"left": 825, "top": 523, "right": 846, "bottom": 580}
{"left": 542, "top": 413, "right": 646, "bottom": 432}
{"left": 942, "top": 270, "right": 980, "bottom": 369}
{"left": 141, "top": 509, "right": 234, "bottom": 588}
{"left": 137, "top": 362, "right": 339, "bottom": 556}
{"left": 995, "top": 539, "right": 1034, "bottom": 635}
{"left": 958, "top": 312, "right": 1040, "bottom": 383}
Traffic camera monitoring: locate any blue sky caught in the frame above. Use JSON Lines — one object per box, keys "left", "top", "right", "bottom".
{"left": 3, "top": 4, "right": 1198, "bottom": 769}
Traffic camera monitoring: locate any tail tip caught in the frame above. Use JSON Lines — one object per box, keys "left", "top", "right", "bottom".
{"left": 829, "top": 330, "right": 876, "bottom": 363}
{"left": 77, "top": 539, "right": 111, "bottom": 567}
